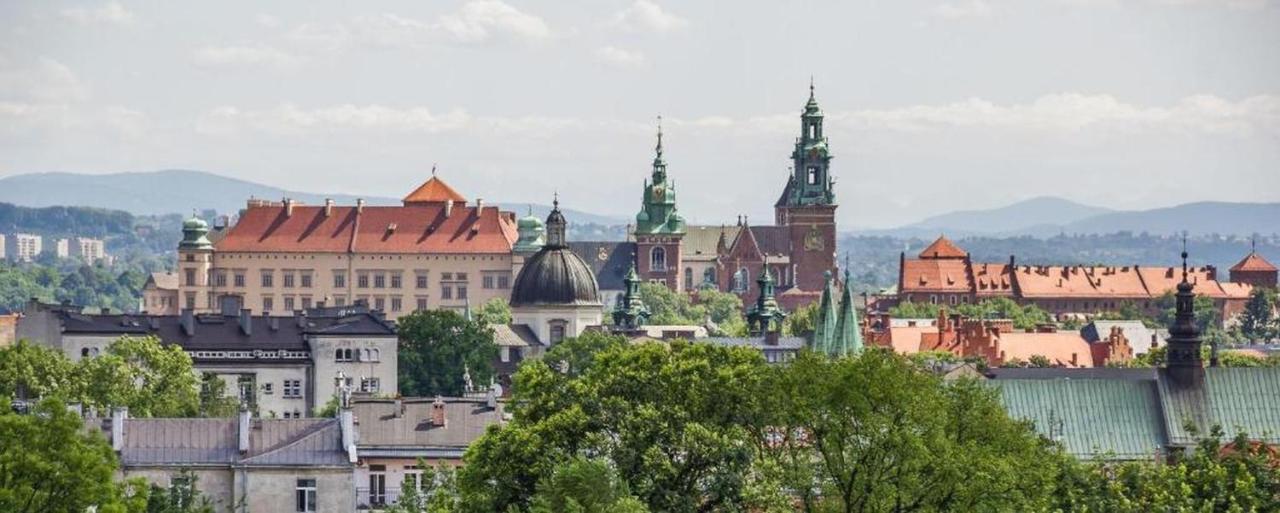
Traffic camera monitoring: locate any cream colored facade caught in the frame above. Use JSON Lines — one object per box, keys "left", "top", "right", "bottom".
{"left": 511, "top": 305, "right": 602, "bottom": 346}
{"left": 180, "top": 251, "right": 515, "bottom": 321}
{"left": 75, "top": 237, "right": 106, "bottom": 261}
{"left": 310, "top": 334, "right": 400, "bottom": 400}
{"left": 119, "top": 455, "right": 354, "bottom": 513}
{"left": 10, "top": 233, "right": 41, "bottom": 262}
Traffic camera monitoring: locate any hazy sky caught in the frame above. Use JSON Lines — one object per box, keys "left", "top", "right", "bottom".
{"left": 1, "top": 1, "right": 1277, "bottom": 228}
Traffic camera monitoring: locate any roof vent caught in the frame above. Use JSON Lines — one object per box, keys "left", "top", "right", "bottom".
{"left": 356, "top": 198, "right": 365, "bottom": 214}
{"left": 387, "top": 223, "right": 397, "bottom": 234}
{"left": 324, "top": 198, "right": 334, "bottom": 217}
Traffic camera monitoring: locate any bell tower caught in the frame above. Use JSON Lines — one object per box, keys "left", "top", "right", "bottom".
{"left": 634, "top": 117, "right": 686, "bottom": 290}
{"left": 775, "top": 80, "right": 838, "bottom": 292}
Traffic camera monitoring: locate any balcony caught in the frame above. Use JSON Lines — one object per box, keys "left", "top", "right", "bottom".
{"left": 355, "top": 487, "right": 405, "bottom": 510}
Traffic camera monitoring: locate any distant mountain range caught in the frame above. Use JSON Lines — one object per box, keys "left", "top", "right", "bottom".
{"left": 0, "top": 170, "right": 627, "bottom": 226}
{"left": 864, "top": 197, "right": 1280, "bottom": 238}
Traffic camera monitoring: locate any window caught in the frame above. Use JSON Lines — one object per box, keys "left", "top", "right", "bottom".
{"left": 497, "top": 274, "right": 510, "bottom": 289}
{"left": 650, "top": 247, "right": 666, "bottom": 271}
{"left": 263, "top": 383, "right": 273, "bottom": 395}
{"left": 284, "top": 296, "right": 295, "bottom": 311}
{"left": 684, "top": 268, "right": 693, "bottom": 290}
{"left": 301, "top": 296, "right": 312, "bottom": 309}
{"left": 441, "top": 286, "right": 452, "bottom": 300}
{"left": 549, "top": 321, "right": 567, "bottom": 344}
{"left": 374, "top": 297, "right": 385, "bottom": 311}
{"left": 185, "top": 293, "right": 196, "bottom": 309}
{"left": 185, "top": 269, "right": 196, "bottom": 286}
{"left": 483, "top": 275, "right": 494, "bottom": 289}
{"left": 441, "top": 272, "right": 453, "bottom": 281}
{"left": 336, "top": 348, "right": 354, "bottom": 362}
{"left": 416, "top": 297, "right": 428, "bottom": 311}
{"left": 949, "top": 295, "right": 958, "bottom": 306}
{"left": 357, "top": 273, "right": 369, "bottom": 288}
{"left": 283, "top": 379, "right": 302, "bottom": 398}
{"left": 300, "top": 273, "right": 312, "bottom": 288}
{"left": 214, "top": 272, "right": 227, "bottom": 287}
{"left": 703, "top": 268, "right": 717, "bottom": 287}
{"left": 233, "top": 273, "right": 245, "bottom": 288}
{"left": 390, "top": 274, "right": 402, "bottom": 289}
{"left": 929, "top": 295, "right": 938, "bottom": 305}
{"left": 361, "top": 377, "right": 380, "bottom": 393}
{"left": 456, "top": 273, "right": 468, "bottom": 281}
{"left": 374, "top": 273, "right": 386, "bottom": 288}
{"left": 283, "top": 272, "right": 295, "bottom": 288}
{"left": 807, "top": 166, "right": 819, "bottom": 185}
{"left": 296, "top": 479, "right": 316, "bottom": 512}
{"left": 335, "top": 296, "right": 346, "bottom": 307}
{"left": 369, "top": 469, "right": 387, "bottom": 506}
{"left": 457, "top": 286, "right": 468, "bottom": 300}
{"left": 333, "top": 272, "right": 346, "bottom": 288}
{"left": 261, "top": 271, "right": 274, "bottom": 287}
{"left": 415, "top": 274, "right": 428, "bottom": 289}
{"left": 81, "top": 347, "right": 90, "bottom": 358}
{"left": 733, "top": 269, "right": 748, "bottom": 292}
{"left": 370, "top": 348, "right": 380, "bottom": 361}
{"left": 262, "top": 296, "right": 274, "bottom": 312}
{"left": 390, "top": 297, "right": 402, "bottom": 312}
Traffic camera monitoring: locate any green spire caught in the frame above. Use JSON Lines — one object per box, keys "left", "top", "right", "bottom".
{"left": 786, "top": 79, "right": 835, "bottom": 207}
{"left": 179, "top": 212, "right": 212, "bottom": 250}
{"left": 514, "top": 204, "right": 545, "bottom": 253}
{"left": 747, "top": 264, "right": 786, "bottom": 335}
{"left": 811, "top": 271, "right": 837, "bottom": 354}
{"left": 834, "top": 269, "right": 864, "bottom": 356}
{"left": 612, "top": 259, "right": 650, "bottom": 329}
{"left": 635, "top": 116, "right": 686, "bottom": 235}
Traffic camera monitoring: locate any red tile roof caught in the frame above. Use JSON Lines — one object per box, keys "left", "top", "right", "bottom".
{"left": 403, "top": 176, "right": 466, "bottom": 205}
{"left": 1231, "top": 252, "right": 1278, "bottom": 272}
{"left": 902, "top": 259, "right": 972, "bottom": 293}
{"left": 918, "top": 235, "right": 968, "bottom": 259}
{"left": 215, "top": 203, "right": 517, "bottom": 254}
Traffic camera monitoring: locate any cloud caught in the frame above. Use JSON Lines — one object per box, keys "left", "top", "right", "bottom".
{"left": 930, "top": 0, "right": 994, "bottom": 18}
{"left": 60, "top": 1, "right": 136, "bottom": 26}
{"left": 594, "top": 46, "right": 646, "bottom": 69}
{"left": 0, "top": 57, "right": 91, "bottom": 103}
{"left": 610, "top": 0, "right": 689, "bottom": 32}
{"left": 1057, "top": 0, "right": 1274, "bottom": 8}
{"left": 254, "top": 14, "right": 281, "bottom": 29}
{"left": 286, "top": 1, "right": 552, "bottom": 51}
{"left": 193, "top": 45, "right": 303, "bottom": 68}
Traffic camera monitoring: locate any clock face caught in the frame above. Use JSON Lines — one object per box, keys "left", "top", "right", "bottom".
{"left": 653, "top": 186, "right": 665, "bottom": 200}
{"left": 809, "top": 149, "right": 819, "bottom": 159}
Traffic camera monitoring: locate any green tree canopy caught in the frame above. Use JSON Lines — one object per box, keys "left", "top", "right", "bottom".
{"left": 79, "top": 336, "right": 200, "bottom": 417}
{"left": 476, "top": 297, "right": 512, "bottom": 326}
{"left": 398, "top": 309, "right": 498, "bottom": 397}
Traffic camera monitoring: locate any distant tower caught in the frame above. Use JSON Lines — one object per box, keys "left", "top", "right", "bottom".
{"left": 746, "top": 264, "right": 787, "bottom": 335}
{"left": 1228, "top": 237, "right": 1278, "bottom": 288}
{"left": 634, "top": 117, "right": 687, "bottom": 290}
{"left": 1165, "top": 244, "right": 1204, "bottom": 386}
{"left": 775, "top": 79, "right": 838, "bottom": 291}
{"left": 177, "top": 213, "right": 214, "bottom": 312}
{"left": 612, "top": 260, "right": 651, "bottom": 329}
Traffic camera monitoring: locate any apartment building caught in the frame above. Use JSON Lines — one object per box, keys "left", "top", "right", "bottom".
{"left": 75, "top": 237, "right": 107, "bottom": 261}
{"left": 6, "top": 233, "right": 42, "bottom": 262}
{"left": 177, "top": 175, "right": 519, "bottom": 321}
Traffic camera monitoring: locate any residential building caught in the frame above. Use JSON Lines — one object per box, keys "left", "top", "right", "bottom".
{"left": 571, "top": 84, "right": 840, "bottom": 311}
{"left": 142, "top": 271, "right": 180, "bottom": 314}
{"left": 0, "top": 233, "right": 5, "bottom": 259}
{"left": 351, "top": 395, "right": 506, "bottom": 509}
{"left": 895, "top": 235, "right": 1255, "bottom": 324}
{"left": 54, "top": 238, "right": 70, "bottom": 258}
{"left": 74, "top": 237, "right": 107, "bottom": 261}
{"left": 17, "top": 301, "right": 398, "bottom": 418}
{"left": 175, "top": 174, "right": 518, "bottom": 321}
{"left": 1080, "top": 320, "right": 1165, "bottom": 356}
{"left": 88, "top": 406, "right": 357, "bottom": 513}
{"left": 6, "top": 233, "right": 42, "bottom": 262}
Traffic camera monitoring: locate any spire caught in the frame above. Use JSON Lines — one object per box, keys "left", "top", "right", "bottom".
{"left": 812, "top": 271, "right": 837, "bottom": 354}
{"left": 545, "top": 193, "right": 567, "bottom": 248}
{"left": 655, "top": 115, "right": 664, "bottom": 161}
{"left": 834, "top": 268, "right": 864, "bottom": 356}
{"left": 1166, "top": 239, "right": 1204, "bottom": 381}
{"left": 612, "top": 255, "right": 650, "bottom": 329}
{"left": 747, "top": 261, "right": 786, "bottom": 335}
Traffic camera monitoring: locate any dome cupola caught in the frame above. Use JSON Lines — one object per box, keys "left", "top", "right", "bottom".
{"left": 510, "top": 197, "right": 600, "bottom": 307}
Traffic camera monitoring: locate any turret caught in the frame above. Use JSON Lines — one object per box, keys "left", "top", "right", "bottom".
{"left": 1165, "top": 243, "right": 1204, "bottom": 387}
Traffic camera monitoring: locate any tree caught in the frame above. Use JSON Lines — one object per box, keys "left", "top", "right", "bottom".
{"left": 0, "top": 340, "right": 76, "bottom": 401}
{"left": 786, "top": 301, "right": 818, "bottom": 337}
{"left": 1239, "top": 287, "right": 1275, "bottom": 342}
{"left": 764, "top": 350, "right": 1059, "bottom": 512}
{"left": 476, "top": 298, "right": 512, "bottom": 326}
{"left": 0, "top": 398, "right": 135, "bottom": 513}
{"left": 198, "top": 373, "right": 239, "bottom": 418}
{"left": 398, "top": 309, "right": 498, "bottom": 397}
{"left": 79, "top": 336, "right": 200, "bottom": 417}
{"left": 144, "top": 471, "right": 215, "bottom": 513}
{"left": 529, "top": 458, "right": 649, "bottom": 513}
{"left": 384, "top": 463, "right": 462, "bottom": 513}
{"left": 458, "top": 340, "right": 775, "bottom": 512}
{"left": 540, "top": 331, "right": 629, "bottom": 378}
{"left": 696, "top": 289, "right": 748, "bottom": 336}
{"left": 637, "top": 282, "right": 702, "bottom": 325}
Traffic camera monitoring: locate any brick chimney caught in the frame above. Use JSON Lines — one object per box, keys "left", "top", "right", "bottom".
{"left": 237, "top": 405, "right": 251, "bottom": 454}
{"left": 431, "top": 396, "right": 446, "bottom": 427}
{"left": 324, "top": 198, "right": 334, "bottom": 217}
{"left": 111, "top": 406, "right": 128, "bottom": 451}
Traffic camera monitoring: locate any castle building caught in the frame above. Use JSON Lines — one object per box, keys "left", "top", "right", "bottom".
{"left": 895, "top": 235, "right": 1256, "bottom": 324}
{"left": 1228, "top": 243, "right": 1278, "bottom": 289}
{"left": 577, "top": 84, "right": 841, "bottom": 311}
{"left": 174, "top": 174, "right": 519, "bottom": 320}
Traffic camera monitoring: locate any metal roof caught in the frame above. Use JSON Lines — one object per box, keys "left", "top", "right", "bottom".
{"left": 1159, "top": 367, "right": 1280, "bottom": 446}
{"left": 991, "top": 378, "right": 1167, "bottom": 460}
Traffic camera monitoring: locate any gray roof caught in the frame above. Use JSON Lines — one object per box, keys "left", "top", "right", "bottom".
{"left": 684, "top": 226, "right": 739, "bottom": 262}
{"left": 90, "top": 417, "right": 350, "bottom": 467}
{"left": 1081, "top": 320, "right": 1164, "bottom": 356}
{"left": 511, "top": 247, "right": 602, "bottom": 307}
{"left": 493, "top": 323, "right": 541, "bottom": 348}
{"left": 701, "top": 336, "right": 807, "bottom": 350}
{"left": 567, "top": 241, "right": 635, "bottom": 290}
{"left": 352, "top": 398, "right": 505, "bottom": 459}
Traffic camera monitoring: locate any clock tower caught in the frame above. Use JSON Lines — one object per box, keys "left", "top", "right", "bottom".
{"left": 634, "top": 118, "right": 686, "bottom": 290}
{"left": 775, "top": 80, "right": 838, "bottom": 292}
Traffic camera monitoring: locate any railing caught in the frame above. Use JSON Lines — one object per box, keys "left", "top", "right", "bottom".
{"left": 354, "top": 488, "right": 405, "bottom": 510}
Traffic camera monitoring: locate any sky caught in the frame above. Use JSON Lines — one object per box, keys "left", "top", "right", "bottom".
{"left": 1, "top": 0, "right": 1277, "bottom": 229}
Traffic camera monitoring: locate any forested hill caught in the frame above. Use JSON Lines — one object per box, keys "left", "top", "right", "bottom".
{"left": 0, "top": 203, "right": 135, "bottom": 238}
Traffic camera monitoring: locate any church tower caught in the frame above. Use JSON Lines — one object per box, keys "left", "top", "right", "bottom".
{"left": 634, "top": 118, "right": 687, "bottom": 290}
{"left": 775, "top": 80, "right": 838, "bottom": 292}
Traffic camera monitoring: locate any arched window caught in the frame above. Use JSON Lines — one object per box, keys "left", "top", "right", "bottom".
{"left": 650, "top": 247, "right": 666, "bottom": 271}
{"left": 734, "top": 268, "right": 749, "bottom": 292}
{"left": 370, "top": 348, "right": 380, "bottom": 362}
{"left": 807, "top": 167, "right": 818, "bottom": 185}
{"left": 684, "top": 268, "right": 693, "bottom": 290}
{"left": 548, "top": 320, "right": 568, "bottom": 344}
{"left": 335, "top": 349, "right": 344, "bottom": 361}
{"left": 703, "top": 268, "right": 717, "bottom": 287}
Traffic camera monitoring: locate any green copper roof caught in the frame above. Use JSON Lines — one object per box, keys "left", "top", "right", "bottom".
{"left": 514, "top": 207, "right": 545, "bottom": 253}
{"left": 1160, "top": 367, "right": 1280, "bottom": 446}
{"left": 811, "top": 272, "right": 837, "bottom": 353}
{"left": 179, "top": 214, "right": 212, "bottom": 250}
{"left": 834, "top": 270, "right": 864, "bottom": 355}
{"left": 992, "top": 379, "right": 1167, "bottom": 460}
{"left": 634, "top": 118, "right": 686, "bottom": 235}
{"left": 612, "top": 262, "right": 650, "bottom": 329}
{"left": 747, "top": 266, "right": 786, "bottom": 334}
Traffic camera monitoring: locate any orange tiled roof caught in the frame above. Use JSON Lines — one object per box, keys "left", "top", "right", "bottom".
{"left": 902, "top": 259, "right": 972, "bottom": 293}
{"left": 1136, "top": 266, "right": 1251, "bottom": 300}
{"left": 886, "top": 326, "right": 936, "bottom": 354}
{"left": 1231, "top": 252, "right": 1278, "bottom": 272}
{"left": 214, "top": 203, "right": 517, "bottom": 254}
{"left": 403, "top": 176, "right": 467, "bottom": 205}
{"left": 996, "top": 332, "right": 1094, "bottom": 368}
{"left": 972, "top": 262, "right": 1014, "bottom": 296}
{"left": 919, "top": 236, "right": 968, "bottom": 259}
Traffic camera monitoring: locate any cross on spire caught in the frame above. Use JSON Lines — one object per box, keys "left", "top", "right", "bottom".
{"left": 1181, "top": 235, "right": 1189, "bottom": 283}
{"left": 431, "top": 163, "right": 437, "bottom": 176}
{"left": 655, "top": 115, "right": 664, "bottom": 157}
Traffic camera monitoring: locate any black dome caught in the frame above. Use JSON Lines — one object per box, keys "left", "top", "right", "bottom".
{"left": 510, "top": 247, "right": 601, "bottom": 307}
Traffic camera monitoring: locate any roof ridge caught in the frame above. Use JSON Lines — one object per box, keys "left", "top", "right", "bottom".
{"left": 241, "top": 419, "right": 338, "bottom": 463}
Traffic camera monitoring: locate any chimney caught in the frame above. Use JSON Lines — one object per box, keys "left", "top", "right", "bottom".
{"left": 1070, "top": 353, "right": 1079, "bottom": 367}
{"left": 269, "top": 317, "right": 279, "bottom": 331}
{"left": 1150, "top": 333, "right": 1158, "bottom": 350}
{"left": 356, "top": 198, "right": 365, "bottom": 214}
{"left": 111, "top": 407, "right": 128, "bottom": 451}
{"left": 394, "top": 398, "right": 403, "bottom": 418}
{"left": 284, "top": 198, "right": 295, "bottom": 217}
{"left": 475, "top": 197, "right": 483, "bottom": 211}
{"left": 431, "top": 396, "right": 446, "bottom": 427}
{"left": 340, "top": 407, "right": 357, "bottom": 463}
{"left": 295, "top": 310, "right": 307, "bottom": 328}
{"left": 180, "top": 309, "right": 195, "bottom": 336}
{"left": 444, "top": 199, "right": 454, "bottom": 218}
{"left": 324, "top": 198, "right": 334, "bottom": 217}
{"left": 239, "top": 309, "right": 252, "bottom": 336}
{"left": 237, "top": 405, "right": 251, "bottom": 454}
{"left": 486, "top": 386, "right": 498, "bottom": 409}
